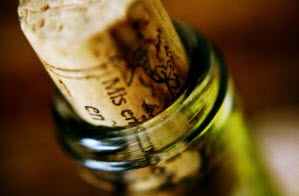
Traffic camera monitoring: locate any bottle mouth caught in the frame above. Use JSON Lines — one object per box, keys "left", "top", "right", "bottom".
{"left": 53, "top": 22, "right": 228, "bottom": 172}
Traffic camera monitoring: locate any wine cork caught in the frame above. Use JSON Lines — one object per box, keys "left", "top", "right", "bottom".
{"left": 18, "top": 0, "right": 189, "bottom": 127}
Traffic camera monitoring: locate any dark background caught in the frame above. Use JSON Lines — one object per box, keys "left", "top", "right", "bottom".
{"left": 0, "top": 0, "right": 298, "bottom": 195}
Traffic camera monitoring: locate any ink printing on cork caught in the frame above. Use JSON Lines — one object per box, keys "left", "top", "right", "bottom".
{"left": 18, "top": 0, "right": 189, "bottom": 127}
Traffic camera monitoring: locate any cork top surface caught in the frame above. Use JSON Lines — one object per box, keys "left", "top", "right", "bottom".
{"left": 19, "top": 0, "right": 136, "bottom": 39}
{"left": 18, "top": 0, "right": 137, "bottom": 68}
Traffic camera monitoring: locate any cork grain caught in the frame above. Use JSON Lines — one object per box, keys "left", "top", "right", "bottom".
{"left": 19, "top": 0, "right": 189, "bottom": 127}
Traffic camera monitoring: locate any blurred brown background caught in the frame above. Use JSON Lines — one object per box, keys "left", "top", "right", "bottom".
{"left": 0, "top": 0, "right": 298, "bottom": 195}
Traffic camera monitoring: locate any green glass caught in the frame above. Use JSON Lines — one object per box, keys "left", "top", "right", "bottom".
{"left": 53, "top": 22, "right": 279, "bottom": 196}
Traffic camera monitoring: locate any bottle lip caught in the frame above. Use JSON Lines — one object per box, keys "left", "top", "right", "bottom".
{"left": 53, "top": 22, "right": 228, "bottom": 172}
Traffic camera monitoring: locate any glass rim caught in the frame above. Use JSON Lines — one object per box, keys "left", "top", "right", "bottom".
{"left": 53, "top": 22, "right": 228, "bottom": 171}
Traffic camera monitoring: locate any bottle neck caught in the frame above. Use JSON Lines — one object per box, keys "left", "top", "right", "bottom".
{"left": 53, "top": 22, "right": 229, "bottom": 172}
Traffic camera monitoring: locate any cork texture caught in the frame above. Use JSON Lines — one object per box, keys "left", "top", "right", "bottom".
{"left": 19, "top": 0, "right": 189, "bottom": 126}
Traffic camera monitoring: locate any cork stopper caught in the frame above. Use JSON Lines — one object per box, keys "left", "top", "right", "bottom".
{"left": 18, "top": 0, "right": 189, "bottom": 127}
